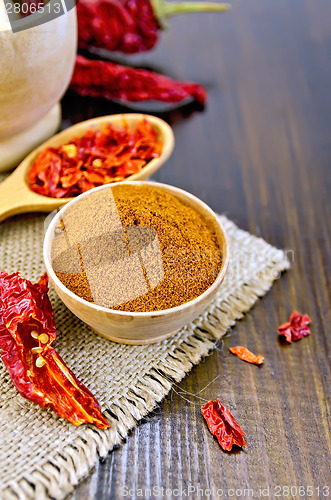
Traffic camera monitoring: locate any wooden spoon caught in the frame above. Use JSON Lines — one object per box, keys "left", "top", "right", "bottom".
{"left": 0, "top": 113, "right": 175, "bottom": 223}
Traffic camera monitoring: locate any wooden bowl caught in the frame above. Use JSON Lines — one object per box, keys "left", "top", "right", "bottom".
{"left": 43, "top": 181, "right": 229, "bottom": 345}
{"left": 0, "top": 114, "right": 174, "bottom": 223}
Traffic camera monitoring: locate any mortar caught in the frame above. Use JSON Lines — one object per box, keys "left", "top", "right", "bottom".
{"left": 0, "top": 1, "right": 77, "bottom": 171}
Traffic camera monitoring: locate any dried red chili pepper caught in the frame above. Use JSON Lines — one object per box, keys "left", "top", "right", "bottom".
{"left": 278, "top": 310, "right": 311, "bottom": 343}
{"left": 229, "top": 346, "right": 264, "bottom": 365}
{"left": 28, "top": 116, "right": 162, "bottom": 198}
{"left": 0, "top": 272, "right": 110, "bottom": 428}
{"left": 70, "top": 55, "right": 207, "bottom": 106}
{"left": 77, "top": 0, "right": 230, "bottom": 54}
{"left": 201, "top": 399, "right": 247, "bottom": 451}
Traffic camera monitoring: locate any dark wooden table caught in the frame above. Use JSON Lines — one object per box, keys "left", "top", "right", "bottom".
{"left": 65, "top": 0, "right": 331, "bottom": 497}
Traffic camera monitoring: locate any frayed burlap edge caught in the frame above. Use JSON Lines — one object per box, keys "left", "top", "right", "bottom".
{"left": 2, "top": 248, "right": 289, "bottom": 500}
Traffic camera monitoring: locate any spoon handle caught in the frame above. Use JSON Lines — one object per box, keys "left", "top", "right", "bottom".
{"left": 0, "top": 168, "right": 63, "bottom": 223}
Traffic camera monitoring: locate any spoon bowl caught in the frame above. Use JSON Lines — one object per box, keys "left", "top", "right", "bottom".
{"left": 0, "top": 114, "right": 174, "bottom": 223}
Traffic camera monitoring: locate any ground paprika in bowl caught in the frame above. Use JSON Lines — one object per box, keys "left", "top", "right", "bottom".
{"left": 43, "top": 181, "right": 229, "bottom": 344}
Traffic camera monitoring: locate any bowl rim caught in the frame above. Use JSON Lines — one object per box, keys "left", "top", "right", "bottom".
{"left": 43, "top": 180, "right": 229, "bottom": 317}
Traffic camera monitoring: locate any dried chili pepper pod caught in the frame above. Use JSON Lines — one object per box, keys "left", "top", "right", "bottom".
{"left": 77, "top": 0, "right": 231, "bottom": 54}
{"left": 0, "top": 272, "right": 110, "bottom": 429}
{"left": 70, "top": 55, "right": 207, "bottom": 105}
{"left": 201, "top": 399, "right": 247, "bottom": 451}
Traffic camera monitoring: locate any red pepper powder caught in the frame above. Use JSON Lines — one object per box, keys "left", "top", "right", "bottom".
{"left": 52, "top": 184, "right": 222, "bottom": 312}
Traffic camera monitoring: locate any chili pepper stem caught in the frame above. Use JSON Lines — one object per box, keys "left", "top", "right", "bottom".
{"left": 151, "top": 0, "right": 231, "bottom": 26}
{"left": 163, "top": 1, "right": 231, "bottom": 15}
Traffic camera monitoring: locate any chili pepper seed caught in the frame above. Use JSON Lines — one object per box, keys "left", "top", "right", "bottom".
{"left": 36, "top": 357, "right": 46, "bottom": 368}
{"left": 62, "top": 144, "right": 77, "bottom": 158}
{"left": 31, "top": 347, "right": 43, "bottom": 354}
{"left": 30, "top": 330, "right": 39, "bottom": 339}
{"left": 92, "top": 159, "right": 102, "bottom": 168}
{"left": 38, "top": 334, "right": 49, "bottom": 344}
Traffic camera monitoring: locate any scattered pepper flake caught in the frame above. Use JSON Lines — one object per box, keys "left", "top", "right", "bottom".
{"left": 278, "top": 310, "right": 311, "bottom": 343}
{"left": 201, "top": 399, "right": 247, "bottom": 451}
{"left": 28, "top": 117, "right": 163, "bottom": 198}
{"left": 229, "top": 346, "right": 264, "bottom": 365}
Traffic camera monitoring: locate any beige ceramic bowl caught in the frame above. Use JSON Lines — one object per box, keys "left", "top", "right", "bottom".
{"left": 43, "top": 181, "right": 229, "bottom": 345}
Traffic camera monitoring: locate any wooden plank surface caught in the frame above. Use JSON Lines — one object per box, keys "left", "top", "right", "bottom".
{"left": 64, "top": 0, "right": 331, "bottom": 497}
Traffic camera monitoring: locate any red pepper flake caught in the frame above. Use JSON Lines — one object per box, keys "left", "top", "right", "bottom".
{"left": 28, "top": 117, "right": 163, "bottom": 198}
{"left": 201, "top": 399, "right": 247, "bottom": 451}
{"left": 229, "top": 346, "right": 264, "bottom": 365}
{"left": 0, "top": 272, "right": 110, "bottom": 429}
{"left": 278, "top": 310, "right": 311, "bottom": 343}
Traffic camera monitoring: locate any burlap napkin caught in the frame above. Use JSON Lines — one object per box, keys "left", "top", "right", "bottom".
{"left": 0, "top": 207, "right": 289, "bottom": 500}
